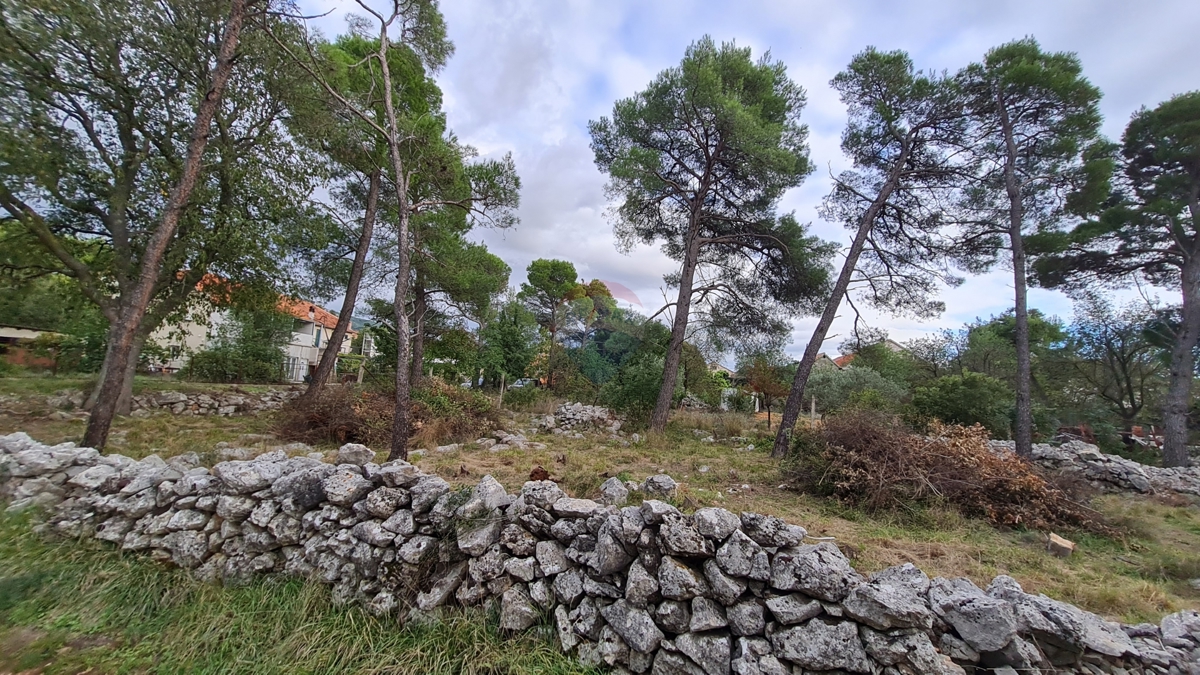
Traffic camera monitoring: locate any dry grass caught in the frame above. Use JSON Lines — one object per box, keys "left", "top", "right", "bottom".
{"left": 2, "top": 380, "right": 1198, "bottom": 625}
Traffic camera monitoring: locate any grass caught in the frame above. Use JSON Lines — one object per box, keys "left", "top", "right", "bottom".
{"left": 0, "top": 513, "right": 596, "bottom": 675}
{"left": 3, "top": 377, "right": 1199, "bottom": 627}
{"left": 0, "top": 373, "right": 286, "bottom": 398}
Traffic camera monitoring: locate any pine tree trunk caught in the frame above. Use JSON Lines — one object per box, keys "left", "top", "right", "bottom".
{"left": 1162, "top": 256, "right": 1200, "bottom": 467}
{"left": 650, "top": 237, "right": 700, "bottom": 432}
{"left": 772, "top": 150, "right": 909, "bottom": 458}
{"left": 998, "top": 93, "right": 1034, "bottom": 458}
{"left": 299, "top": 168, "right": 380, "bottom": 405}
{"left": 83, "top": 0, "right": 249, "bottom": 450}
{"left": 116, "top": 332, "right": 146, "bottom": 416}
{"left": 389, "top": 205, "right": 412, "bottom": 461}
{"left": 410, "top": 276, "right": 427, "bottom": 384}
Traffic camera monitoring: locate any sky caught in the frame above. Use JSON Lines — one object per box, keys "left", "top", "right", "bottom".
{"left": 300, "top": 0, "right": 1200, "bottom": 362}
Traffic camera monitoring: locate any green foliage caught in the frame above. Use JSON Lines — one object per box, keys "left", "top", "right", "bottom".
{"left": 0, "top": 513, "right": 592, "bottom": 674}
{"left": 181, "top": 309, "right": 292, "bottom": 384}
{"left": 600, "top": 353, "right": 665, "bottom": 422}
{"left": 806, "top": 366, "right": 908, "bottom": 414}
{"left": 478, "top": 297, "right": 540, "bottom": 386}
{"left": 912, "top": 372, "right": 1013, "bottom": 438}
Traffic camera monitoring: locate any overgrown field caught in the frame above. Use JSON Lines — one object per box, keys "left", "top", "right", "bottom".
{"left": 2, "top": 377, "right": 1199, "bottom": 649}
{"left": 0, "top": 513, "right": 594, "bottom": 675}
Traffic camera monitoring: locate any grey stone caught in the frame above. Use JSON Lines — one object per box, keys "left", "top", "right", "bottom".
{"left": 703, "top": 559, "right": 747, "bottom": 605}
{"left": 212, "top": 459, "right": 283, "bottom": 494}
{"left": 381, "top": 509, "right": 415, "bottom": 535}
{"left": 416, "top": 561, "right": 467, "bottom": 610}
{"left": 652, "top": 651, "right": 707, "bottom": 675}
{"left": 690, "top": 597, "right": 728, "bottom": 631}
{"left": 674, "top": 631, "right": 731, "bottom": 675}
{"left": 272, "top": 465, "right": 333, "bottom": 511}
{"left": 552, "top": 497, "right": 603, "bottom": 517}
{"left": 67, "top": 464, "right": 117, "bottom": 490}
{"left": 215, "top": 494, "right": 257, "bottom": 522}
{"left": 336, "top": 443, "right": 375, "bottom": 466}
{"left": 626, "top": 560, "right": 660, "bottom": 607}
{"left": 769, "top": 542, "right": 861, "bottom": 602}
{"left": 660, "top": 512, "right": 715, "bottom": 558}
{"left": 768, "top": 618, "right": 872, "bottom": 673}
{"left": 641, "top": 499, "right": 681, "bottom": 524}
{"left": 727, "top": 600, "right": 765, "bottom": 636}
{"left": 859, "top": 626, "right": 944, "bottom": 673}
{"left": 163, "top": 530, "right": 210, "bottom": 569}
{"left": 740, "top": 512, "right": 805, "bottom": 547}
{"left": 363, "top": 487, "right": 409, "bottom": 518}
{"left": 764, "top": 594, "right": 822, "bottom": 625}
{"left": 599, "top": 476, "right": 630, "bottom": 506}
{"left": 602, "top": 599, "right": 665, "bottom": 653}
{"left": 842, "top": 575, "right": 934, "bottom": 630}
{"left": 692, "top": 507, "right": 741, "bottom": 542}
{"left": 715, "top": 530, "right": 765, "bottom": 580}
{"left": 656, "top": 599, "right": 692, "bottom": 634}
{"left": 167, "top": 509, "right": 209, "bottom": 531}
{"left": 521, "top": 480, "right": 566, "bottom": 510}
{"left": 658, "top": 556, "right": 710, "bottom": 601}
{"left": 536, "top": 540, "right": 570, "bottom": 576}
{"left": 398, "top": 535, "right": 438, "bottom": 564}
{"left": 377, "top": 461, "right": 422, "bottom": 488}
{"left": 593, "top": 517, "right": 634, "bottom": 575}
{"left": 555, "top": 605, "right": 579, "bottom": 651}
{"left": 505, "top": 556, "right": 538, "bottom": 582}
{"left": 321, "top": 469, "right": 373, "bottom": 506}
{"left": 928, "top": 577, "right": 1018, "bottom": 653}
{"left": 409, "top": 475, "right": 451, "bottom": 514}
{"left": 457, "top": 514, "right": 503, "bottom": 557}
{"left": 500, "top": 524, "right": 539, "bottom": 556}
{"left": 641, "top": 474, "right": 678, "bottom": 498}
{"left": 553, "top": 568, "right": 585, "bottom": 605}
{"left": 499, "top": 584, "right": 538, "bottom": 631}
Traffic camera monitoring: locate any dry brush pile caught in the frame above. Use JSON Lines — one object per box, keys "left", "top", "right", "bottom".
{"left": 784, "top": 410, "right": 1108, "bottom": 533}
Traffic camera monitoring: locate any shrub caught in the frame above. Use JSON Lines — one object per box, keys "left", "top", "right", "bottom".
{"left": 783, "top": 409, "right": 1106, "bottom": 532}
{"left": 599, "top": 353, "right": 663, "bottom": 422}
{"left": 806, "top": 366, "right": 908, "bottom": 413}
{"left": 278, "top": 381, "right": 498, "bottom": 450}
{"left": 502, "top": 384, "right": 550, "bottom": 410}
{"left": 911, "top": 372, "right": 1012, "bottom": 438}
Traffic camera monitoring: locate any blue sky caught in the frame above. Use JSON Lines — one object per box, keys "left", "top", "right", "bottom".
{"left": 302, "top": 0, "right": 1200, "bottom": 361}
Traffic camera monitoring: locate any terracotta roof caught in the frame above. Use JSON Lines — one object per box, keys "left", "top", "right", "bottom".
{"left": 278, "top": 298, "right": 356, "bottom": 335}
{"left": 833, "top": 353, "right": 856, "bottom": 368}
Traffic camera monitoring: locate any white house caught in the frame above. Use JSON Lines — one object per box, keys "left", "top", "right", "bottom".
{"left": 151, "top": 297, "right": 361, "bottom": 383}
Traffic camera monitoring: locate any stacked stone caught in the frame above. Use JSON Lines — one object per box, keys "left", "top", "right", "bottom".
{"left": 36, "top": 388, "right": 301, "bottom": 418}
{"left": 539, "top": 402, "right": 623, "bottom": 435}
{"left": 990, "top": 440, "right": 1200, "bottom": 498}
{"left": 474, "top": 429, "right": 548, "bottom": 453}
{"left": 2, "top": 431, "right": 1198, "bottom": 675}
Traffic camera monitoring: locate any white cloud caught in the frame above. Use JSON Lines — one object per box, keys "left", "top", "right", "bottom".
{"left": 301, "top": 0, "right": 1200, "bottom": 361}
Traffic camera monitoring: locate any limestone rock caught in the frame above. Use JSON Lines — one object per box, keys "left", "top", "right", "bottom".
{"left": 321, "top": 469, "right": 373, "bottom": 506}
{"left": 769, "top": 542, "right": 861, "bottom": 602}
{"left": 336, "top": 443, "right": 375, "bottom": 466}
{"left": 768, "top": 618, "right": 872, "bottom": 673}
{"left": 602, "top": 599, "right": 665, "bottom": 653}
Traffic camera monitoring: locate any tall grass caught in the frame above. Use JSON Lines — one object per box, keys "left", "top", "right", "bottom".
{"left": 0, "top": 513, "right": 596, "bottom": 675}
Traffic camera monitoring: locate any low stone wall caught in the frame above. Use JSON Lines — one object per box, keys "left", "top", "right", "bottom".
{"left": 2, "top": 431, "right": 1198, "bottom": 675}
{"left": 990, "top": 440, "right": 1200, "bottom": 498}
{"left": 23, "top": 388, "right": 302, "bottom": 418}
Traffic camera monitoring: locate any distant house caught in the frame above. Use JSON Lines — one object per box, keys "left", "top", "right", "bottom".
{"left": 151, "top": 297, "right": 367, "bottom": 383}
{"left": 829, "top": 339, "right": 907, "bottom": 369}
{"left": 0, "top": 324, "right": 59, "bottom": 369}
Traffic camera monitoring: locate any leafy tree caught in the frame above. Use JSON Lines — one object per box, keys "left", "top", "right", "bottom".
{"left": 411, "top": 220, "right": 510, "bottom": 381}
{"left": 954, "top": 38, "right": 1107, "bottom": 458}
{"left": 0, "top": 0, "right": 333, "bottom": 448}
{"left": 269, "top": 7, "right": 520, "bottom": 460}
{"left": 912, "top": 372, "right": 1013, "bottom": 438}
{"left": 1061, "top": 293, "right": 1165, "bottom": 430}
{"left": 806, "top": 366, "right": 908, "bottom": 415}
{"left": 590, "top": 36, "right": 832, "bottom": 433}
{"left": 772, "top": 48, "right": 972, "bottom": 457}
{"left": 739, "top": 352, "right": 791, "bottom": 429}
{"left": 181, "top": 306, "right": 292, "bottom": 383}
{"left": 1036, "top": 92, "right": 1200, "bottom": 466}
{"left": 478, "top": 295, "right": 539, "bottom": 387}
{"left": 519, "top": 259, "right": 579, "bottom": 386}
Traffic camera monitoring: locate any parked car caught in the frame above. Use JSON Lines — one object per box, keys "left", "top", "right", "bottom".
{"left": 508, "top": 378, "right": 535, "bottom": 389}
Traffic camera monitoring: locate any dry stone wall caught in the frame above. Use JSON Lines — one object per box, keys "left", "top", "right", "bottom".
{"left": 2, "top": 431, "right": 1198, "bottom": 675}
{"left": 989, "top": 440, "right": 1200, "bottom": 498}
{"left": 14, "top": 388, "right": 302, "bottom": 418}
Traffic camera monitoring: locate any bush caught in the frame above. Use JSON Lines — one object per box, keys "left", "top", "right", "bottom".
{"left": 278, "top": 381, "right": 498, "bottom": 450}
{"left": 599, "top": 353, "right": 664, "bottom": 422}
{"left": 806, "top": 366, "right": 908, "bottom": 413}
{"left": 182, "top": 345, "right": 282, "bottom": 383}
{"left": 783, "top": 409, "right": 1106, "bottom": 532}
{"left": 502, "top": 384, "right": 549, "bottom": 410}
{"left": 911, "top": 372, "right": 1012, "bottom": 438}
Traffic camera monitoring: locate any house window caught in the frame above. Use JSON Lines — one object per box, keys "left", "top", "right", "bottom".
{"left": 313, "top": 327, "right": 321, "bottom": 348}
